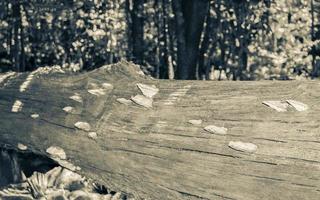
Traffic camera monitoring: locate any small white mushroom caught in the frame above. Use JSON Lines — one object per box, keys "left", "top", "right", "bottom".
{"left": 262, "top": 101, "right": 288, "bottom": 112}
{"left": 69, "top": 94, "right": 83, "bottom": 103}
{"left": 188, "top": 119, "right": 202, "bottom": 125}
{"left": 88, "top": 132, "right": 97, "bottom": 140}
{"left": 131, "top": 95, "right": 153, "bottom": 108}
{"left": 116, "top": 98, "right": 132, "bottom": 105}
{"left": 63, "top": 106, "right": 74, "bottom": 113}
{"left": 11, "top": 100, "right": 23, "bottom": 112}
{"left": 286, "top": 100, "right": 308, "bottom": 111}
{"left": 46, "top": 146, "right": 67, "bottom": 160}
{"left": 31, "top": 113, "right": 39, "bottom": 119}
{"left": 17, "top": 143, "right": 28, "bottom": 151}
{"left": 228, "top": 141, "right": 258, "bottom": 153}
{"left": 204, "top": 125, "right": 227, "bottom": 135}
{"left": 74, "top": 121, "right": 91, "bottom": 132}
{"left": 136, "top": 83, "right": 159, "bottom": 98}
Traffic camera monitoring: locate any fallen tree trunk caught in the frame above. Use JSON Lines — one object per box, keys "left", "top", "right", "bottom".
{"left": 0, "top": 61, "right": 320, "bottom": 200}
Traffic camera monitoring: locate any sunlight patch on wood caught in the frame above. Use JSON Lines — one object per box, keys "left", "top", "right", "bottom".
{"left": 0, "top": 72, "right": 16, "bottom": 85}
{"left": 11, "top": 100, "right": 23, "bottom": 112}
{"left": 19, "top": 72, "right": 36, "bottom": 92}
{"left": 163, "top": 85, "right": 191, "bottom": 105}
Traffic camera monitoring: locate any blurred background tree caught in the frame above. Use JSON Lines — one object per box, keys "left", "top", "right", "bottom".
{"left": 0, "top": 0, "right": 319, "bottom": 80}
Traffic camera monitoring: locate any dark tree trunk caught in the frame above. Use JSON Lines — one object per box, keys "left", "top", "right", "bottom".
{"left": 131, "top": 0, "right": 145, "bottom": 65}
{"left": 12, "top": 0, "right": 25, "bottom": 72}
{"left": 198, "top": 2, "right": 213, "bottom": 80}
{"left": 172, "top": 0, "right": 209, "bottom": 80}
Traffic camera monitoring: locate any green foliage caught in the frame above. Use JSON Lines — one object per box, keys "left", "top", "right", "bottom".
{"left": 0, "top": 0, "right": 319, "bottom": 80}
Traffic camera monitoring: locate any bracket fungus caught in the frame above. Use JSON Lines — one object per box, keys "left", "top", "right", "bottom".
{"left": 204, "top": 125, "right": 228, "bottom": 135}
{"left": 88, "top": 132, "right": 98, "bottom": 140}
{"left": 63, "top": 106, "right": 74, "bottom": 113}
{"left": 88, "top": 88, "right": 106, "bottom": 96}
{"left": 262, "top": 101, "right": 288, "bottom": 112}
{"left": 136, "top": 83, "right": 159, "bottom": 98}
{"left": 69, "top": 94, "right": 83, "bottom": 103}
{"left": 31, "top": 113, "right": 39, "bottom": 119}
{"left": 17, "top": 143, "right": 28, "bottom": 151}
{"left": 74, "top": 122, "right": 91, "bottom": 132}
{"left": 131, "top": 95, "right": 153, "bottom": 108}
{"left": 188, "top": 119, "right": 202, "bottom": 125}
{"left": 286, "top": 100, "right": 309, "bottom": 111}
{"left": 116, "top": 98, "right": 132, "bottom": 105}
{"left": 228, "top": 141, "right": 257, "bottom": 153}
{"left": 102, "top": 82, "right": 113, "bottom": 89}
{"left": 263, "top": 100, "right": 309, "bottom": 112}
{"left": 46, "top": 146, "right": 67, "bottom": 160}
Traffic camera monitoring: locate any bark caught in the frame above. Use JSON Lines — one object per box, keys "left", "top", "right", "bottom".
{"left": 172, "top": 0, "right": 209, "bottom": 80}
{"left": 0, "top": 61, "right": 320, "bottom": 199}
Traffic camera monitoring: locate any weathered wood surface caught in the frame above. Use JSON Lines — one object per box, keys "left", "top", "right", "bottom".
{"left": 1, "top": 61, "right": 320, "bottom": 200}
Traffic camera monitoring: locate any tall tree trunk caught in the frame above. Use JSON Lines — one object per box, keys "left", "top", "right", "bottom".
{"left": 172, "top": 0, "right": 209, "bottom": 80}
{"left": 12, "top": 0, "right": 25, "bottom": 72}
{"left": 131, "top": 0, "right": 145, "bottom": 65}
{"left": 198, "top": 2, "right": 213, "bottom": 80}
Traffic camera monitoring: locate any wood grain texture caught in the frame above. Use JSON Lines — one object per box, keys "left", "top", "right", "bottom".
{"left": 0, "top": 61, "right": 320, "bottom": 200}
